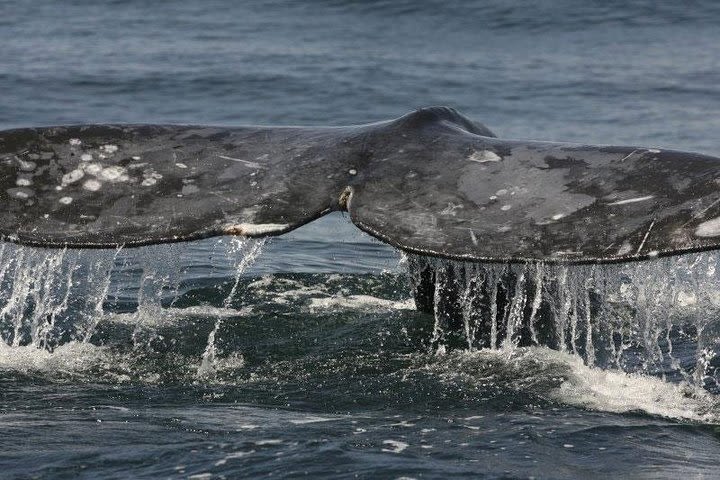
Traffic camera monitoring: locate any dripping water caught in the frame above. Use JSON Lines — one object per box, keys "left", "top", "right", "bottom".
{"left": 0, "top": 238, "right": 266, "bottom": 372}
{"left": 408, "top": 253, "right": 720, "bottom": 390}
{"left": 196, "top": 238, "right": 266, "bottom": 380}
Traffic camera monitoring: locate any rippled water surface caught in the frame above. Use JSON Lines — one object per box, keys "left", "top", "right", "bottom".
{"left": 2, "top": 1, "right": 720, "bottom": 478}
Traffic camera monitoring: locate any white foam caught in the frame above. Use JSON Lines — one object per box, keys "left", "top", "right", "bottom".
{"left": 382, "top": 440, "right": 409, "bottom": 453}
{"left": 288, "top": 415, "right": 338, "bottom": 425}
{"left": 427, "top": 347, "right": 720, "bottom": 423}
{"left": 0, "top": 342, "right": 111, "bottom": 377}
{"left": 551, "top": 349, "right": 719, "bottom": 422}
{"left": 308, "top": 295, "right": 414, "bottom": 311}
{"left": 102, "top": 305, "right": 252, "bottom": 327}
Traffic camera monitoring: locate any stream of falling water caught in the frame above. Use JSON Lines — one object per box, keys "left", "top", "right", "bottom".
{"left": 0, "top": 238, "right": 265, "bottom": 376}
{"left": 196, "top": 239, "right": 266, "bottom": 380}
{"left": 409, "top": 253, "right": 720, "bottom": 390}
{"left": 1, "top": 238, "right": 720, "bottom": 392}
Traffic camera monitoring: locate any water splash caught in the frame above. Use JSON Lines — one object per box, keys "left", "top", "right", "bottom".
{"left": 415, "top": 346, "right": 720, "bottom": 423}
{"left": 0, "top": 238, "right": 266, "bottom": 355}
{"left": 197, "top": 238, "right": 266, "bottom": 380}
{"left": 408, "top": 253, "right": 720, "bottom": 390}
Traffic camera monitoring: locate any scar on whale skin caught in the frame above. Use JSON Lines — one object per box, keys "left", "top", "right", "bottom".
{"left": 224, "top": 223, "right": 290, "bottom": 236}
{"left": 695, "top": 216, "right": 720, "bottom": 238}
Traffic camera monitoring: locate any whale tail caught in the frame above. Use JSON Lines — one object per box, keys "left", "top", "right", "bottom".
{"left": 2, "top": 107, "right": 720, "bottom": 264}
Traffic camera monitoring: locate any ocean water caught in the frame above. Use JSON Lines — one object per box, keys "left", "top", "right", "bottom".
{"left": 2, "top": 1, "right": 720, "bottom": 478}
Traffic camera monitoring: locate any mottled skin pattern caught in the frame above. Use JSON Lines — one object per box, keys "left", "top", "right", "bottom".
{"left": 2, "top": 107, "right": 720, "bottom": 265}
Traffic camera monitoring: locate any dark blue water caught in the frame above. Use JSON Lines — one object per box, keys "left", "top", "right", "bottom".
{"left": 2, "top": 1, "right": 720, "bottom": 478}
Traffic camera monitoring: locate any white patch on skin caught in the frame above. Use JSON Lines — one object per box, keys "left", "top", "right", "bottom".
{"left": 83, "top": 163, "right": 103, "bottom": 175}
{"left": 83, "top": 179, "right": 102, "bottom": 191}
{"left": 176, "top": 163, "right": 188, "bottom": 169}
{"left": 348, "top": 169, "right": 357, "bottom": 175}
{"left": 636, "top": 219, "right": 656, "bottom": 255}
{"left": 469, "top": 229, "right": 478, "bottom": 246}
{"left": 468, "top": 150, "right": 501, "bottom": 163}
{"left": 8, "top": 188, "right": 32, "bottom": 200}
{"left": 102, "top": 144, "right": 119, "bottom": 153}
{"left": 695, "top": 216, "right": 720, "bottom": 237}
{"left": 617, "top": 242, "right": 633, "bottom": 256}
{"left": 621, "top": 149, "right": 660, "bottom": 162}
{"left": 80, "top": 153, "right": 93, "bottom": 161}
{"left": 224, "top": 223, "right": 289, "bottom": 236}
{"left": 132, "top": 156, "right": 141, "bottom": 161}
{"left": 495, "top": 189, "right": 508, "bottom": 196}
{"left": 553, "top": 250, "right": 583, "bottom": 257}
{"left": 16, "top": 178, "right": 32, "bottom": 187}
{"left": 99, "top": 166, "right": 127, "bottom": 181}
{"left": 217, "top": 154, "right": 262, "bottom": 169}
{"left": 551, "top": 213, "right": 566, "bottom": 221}
{"left": 181, "top": 184, "right": 200, "bottom": 195}
{"left": 141, "top": 170, "right": 163, "bottom": 187}
{"left": 440, "top": 203, "right": 462, "bottom": 215}
{"left": 69, "top": 138, "right": 82, "bottom": 146}
{"left": 59, "top": 196, "right": 73, "bottom": 205}
{"left": 607, "top": 195, "right": 655, "bottom": 206}
{"left": 619, "top": 149, "right": 640, "bottom": 162}
{"left": 18, "top": 160, "right": 36, "bottom": 171}
{"left": 501, "top": 204, "right": 512, "bottom": 211}
{"left": 489, "top": 195, "right": 498, "bottom": 201}
{"left": 61, "top": 169, "right": 85, "bottom": 186}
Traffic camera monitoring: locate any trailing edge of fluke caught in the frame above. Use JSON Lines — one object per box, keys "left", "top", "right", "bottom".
{"left": 2, "top": 106, "right": 720, "bottom": 264}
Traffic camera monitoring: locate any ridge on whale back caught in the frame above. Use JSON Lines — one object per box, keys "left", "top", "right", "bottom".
{"left": 1, "top": 106, "right": 720, "bottom": 265}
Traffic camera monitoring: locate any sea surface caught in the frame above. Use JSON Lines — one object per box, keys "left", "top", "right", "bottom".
{"left": 2, "top": 1, "right": 720, "bottom": 478}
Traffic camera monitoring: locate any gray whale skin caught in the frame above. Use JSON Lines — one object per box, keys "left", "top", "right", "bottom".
{"left": 3, "top": 106, "right": 720, "bottom": 266}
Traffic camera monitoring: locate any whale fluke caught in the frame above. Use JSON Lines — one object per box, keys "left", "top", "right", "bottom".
{"left": 2, "top": 107, "right": 720, "bottom": 264}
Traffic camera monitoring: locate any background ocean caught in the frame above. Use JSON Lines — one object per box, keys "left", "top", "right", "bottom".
{"left": 2, "top": 1, "right": 720, "bottom": 478}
